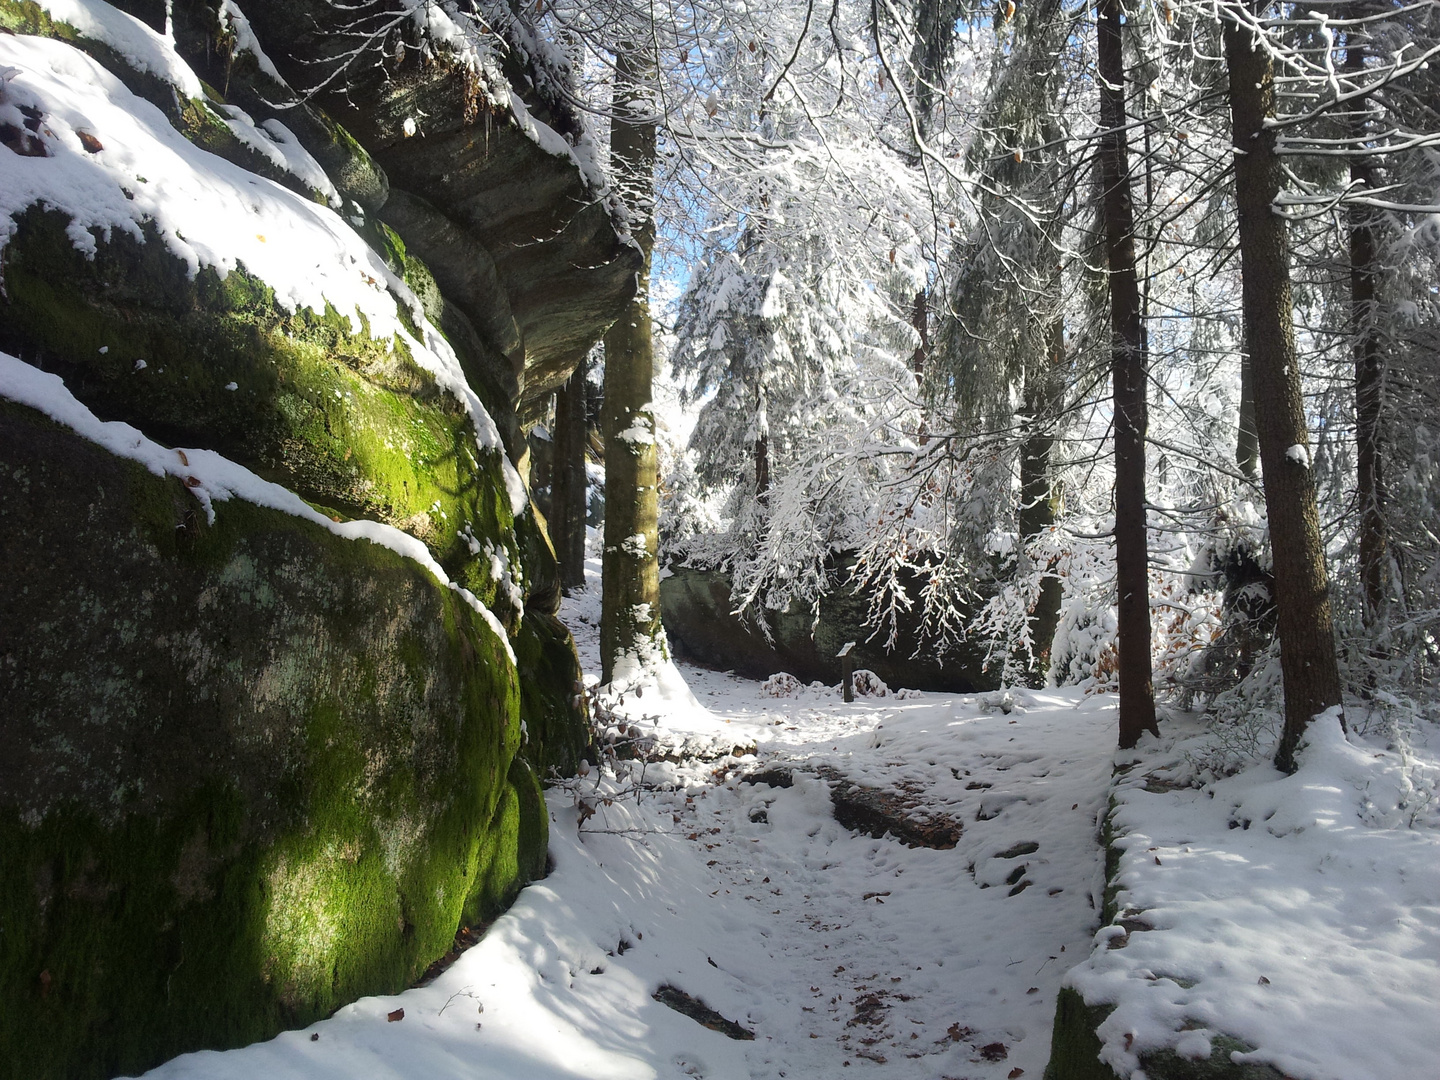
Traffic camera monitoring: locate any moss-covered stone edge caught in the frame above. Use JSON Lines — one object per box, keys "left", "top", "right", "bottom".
{"left": 1043, "top": 774, "right": 1287, "bottom": 1080}
{"left": 0, "top": 0, "right": 341, "bottom": 204}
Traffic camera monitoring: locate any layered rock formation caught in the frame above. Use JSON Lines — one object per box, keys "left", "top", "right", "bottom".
{"left": 0, "top": 1, "right": 629, "bottom": 1074}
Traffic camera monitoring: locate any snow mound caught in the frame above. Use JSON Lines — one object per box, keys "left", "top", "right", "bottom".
{"left": 762, "top": 672, "right": 802, "bottom": 697}
{"left": 850, "top": 669, "right": 889, "bottom": 698}
{"left": 1067, "top": 710, "right": 1440, "bottom": 1080}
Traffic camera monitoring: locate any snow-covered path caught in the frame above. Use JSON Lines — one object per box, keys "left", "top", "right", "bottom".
{"left": 578, "top": 662, "right": 1118, "bottom": 1079}
{"left": 134, "top": 579, "right": 1120, "bottom": 1080}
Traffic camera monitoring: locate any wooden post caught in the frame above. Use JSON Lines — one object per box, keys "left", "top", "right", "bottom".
{"left": 838, "top": 641, "right": 856, "bottom": 702}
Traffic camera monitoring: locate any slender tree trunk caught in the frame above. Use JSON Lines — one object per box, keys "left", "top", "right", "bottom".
{"left": 551, "top": 358, "right": 588, "bottom": 592}
{"left": 910, "top": 289, "right": 929, "bottom": 377}
{"left": 1018, "top": 318, "right": 1066, "bottom": 685}
{"left": 1351, "top": 191, "right": 1388, "bottom": 624}
{"left": 754, "top": 433, "right": 771, "bottom": 503}
{"left": 1345, "top": 32, "right": 1388, "bottom": 625}
{"left": 1224, "top": 0, "right": 1344, "bottom": 770}
{"left": 600, "top": 43, "right": 664, "bottom": 686}
{"left": 1098, "top": 0, "right": 1159, "bottom": 748}
{"left": 1237, "top": 351, "right": 1260, "bottom": 477}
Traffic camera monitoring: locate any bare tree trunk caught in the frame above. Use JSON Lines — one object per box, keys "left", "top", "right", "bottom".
{"left": 1345, "top": 31, "right": 1389, "bottom": 625}
{"left": 1237, "top": 351, "right": 1260, "bottom": 477}
{"left": 1352, "top": 195, "right": 1388, "bottom": 625}
{"left": 1224, "top": 0, "right": 1344, "bottom": 770}
{"left": 1017, "top": 318, "right": 1066, "bottom": 685}
{"left": 910, "top": 289, "right": 929, "bottom": 377}
{"left": 1098, "top": 0, "right": 1160, "bottom": 748}
{"left": 754, "top": 432, "right": 771, "bottom": 504}
{"left": 551, "top": 359, "right": 588, "bottom": 593}
{"left": 600, "top": 43, "right": 664, "bottom": 685}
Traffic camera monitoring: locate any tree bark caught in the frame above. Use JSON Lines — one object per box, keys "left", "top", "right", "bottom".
{"left": 600, "top": 43, "right": 665, "bottom": 685}
{"left": 1237, "top": 351, "right": 1260, "bottom": 477}
{"left": 1345, "top": 31, "right": 1388, "bottom": 625}
{"left": 1223, "top": 0, "right": 1344, "bottom": 770}
{"left": 910, "top": 289, "right": 930, "bottom": 377}
{"left": 1351, "top": 189, "right": 1388, "bottom": 626}
{"left": 1017, "top": 318, "right": 1066, "bottom": 685}
{"left": 754, "top": 431, "right": 771, "bottom": 503}
{"left": 1098, "top": 0, "right": 1160, "bottom": 748}
{"left": 551, "top": 359, "right": 589, "bottom": 593}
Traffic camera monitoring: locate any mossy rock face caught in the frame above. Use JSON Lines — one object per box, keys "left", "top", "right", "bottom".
{"left": 230, "top": 0, "right": 641, "bottom": 418}
{"left": 0, "top": 405, "right": 544, "bottom": 1080}
{"left": 1045, "top": 988, "right": 1118, "bottom": 1080}
{"left": 466, "top": 756, "right": 551, "bottom": 923}
{"left": 515, "top": 611, "right": 594, "bottom": 781}
{"left": 0, "top": 206, "right": 524, "bottom": 625}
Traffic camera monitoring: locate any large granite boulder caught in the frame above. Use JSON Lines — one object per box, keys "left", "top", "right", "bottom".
{"left": 661, "top": 564, "right": 998, "bottom": 694}
{"left": 0, "top": 2, "right": 619, "bottom": 1074}
{"left": 0, "top": 405, "right": 544, "bottom": 1079}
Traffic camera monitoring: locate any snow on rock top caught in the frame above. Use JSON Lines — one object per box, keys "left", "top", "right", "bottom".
{"left": 0, "top": 30, "right": 523, "bottom": 513}
{"left": 215, "top": 103, "right": 341, "bottom": 206}
{"left": 37, "top": 0, "right": 204, "bottom": 97}
{"left": 0, "top": 34, "right": 394, "bottom": 331}
{"left": 506, "top": 88, "right": 605, "bottom": 192}
{"left": 0, "top": 353, "right": 516, "bottom": 665}
{"left": 219, "top": 0, "right": 286, "bottom": 86}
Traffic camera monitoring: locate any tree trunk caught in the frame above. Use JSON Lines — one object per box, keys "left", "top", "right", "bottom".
{"left": 1237, "top": 351, "right": 1260, "bottom": 477}
{"left": 910, "top": 289, "right": 929, "bottom": 377}
{"left": 1223, "top": 0, "right": 1344, "bottom": 770}
{"left": 551, "top": 359, "right": 589, "bottom": 593}
{"left": 1346, "top": 32, "right": 1388, "bottom": 625}
{"left": 1017, "top": 319, "right": 1066, "bottom": 684}
{"left": 1351, "top": 187, "right": 1387, "bottom": 626}
{"left": 600, "top": 43, "right": 664, "bottom": 686}
{"left": 754, "top": 432, "right": 771, "bottom": 503}
{"left": 1098, "top": 0, "right": 1159, "bottom": 748}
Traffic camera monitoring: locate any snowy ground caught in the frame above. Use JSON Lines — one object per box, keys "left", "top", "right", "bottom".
{"left": 129, "top": 557, "right": 1440, "bottom": 1080}
{"left": 134, "top": 558, "right": 1119, "bottom": 1080}
{"left": 1067, "top": 706, "right": 1440, "bottom": 1080}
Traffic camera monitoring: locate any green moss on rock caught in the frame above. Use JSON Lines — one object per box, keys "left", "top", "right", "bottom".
{"left": 1045, "top": 987, "right": 1118, "bottom": 1080}
{"left": 515, "top": 611, "right": 594, "bottom": 780}
{"left": 0, "top": 405, "right": 545, "bottom": 1080}
{"left": 0, "top": 206, "right": 521, "bottom": 621}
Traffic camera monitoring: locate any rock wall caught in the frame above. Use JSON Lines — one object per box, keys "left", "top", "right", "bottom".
{"left": 0, "top": 0, "right": 625, "bottom": 1073}
{"left": 0, "top": 407, "right": 542, "bottom": 1079}
{"left": 661, "top": 564, "right": 998, "bottom": 694}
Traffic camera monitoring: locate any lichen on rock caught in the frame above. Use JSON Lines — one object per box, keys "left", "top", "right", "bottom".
{"left": 0, "top": 2, "right": 632, "bottom": 1074}
{"left": 0, "top": 406, "right": 529, "bottom": 1079}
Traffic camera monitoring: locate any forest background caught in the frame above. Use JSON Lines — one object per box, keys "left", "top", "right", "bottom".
{"left": 530, "top": 0, "right": 1440, "bottom": 763}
